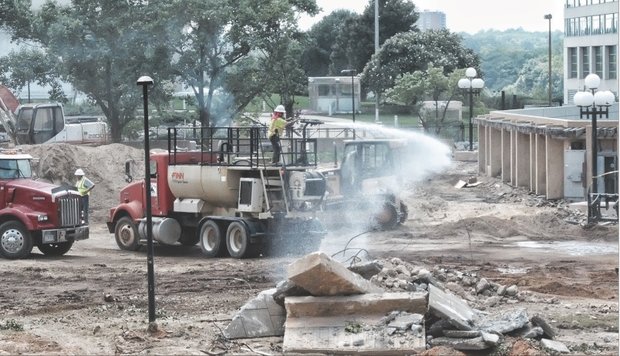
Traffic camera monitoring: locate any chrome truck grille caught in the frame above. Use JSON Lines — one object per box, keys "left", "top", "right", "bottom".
{"left": 58, "top": 195, "right": 82, "bottom": 226}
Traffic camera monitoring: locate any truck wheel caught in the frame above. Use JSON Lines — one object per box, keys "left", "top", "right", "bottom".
{"left": 373, "top": 202, "right": 399, "bottom": 230}
{"left": 226, "top": 221, "right": 250, "bottom": 259}
{"left": 199, "top": 220, "right": 223, "bottom": 257}
{"left": 399, "top": 202, "right": 409, "bottom": 224}
{"left": 0, "top": 221, "right": 33, "bottom": 259}
{"left": 114, "top": 217, "right": 140, "bottom": 251}
{"left": 38, "top": 241, "right": 74, "bottom": 256}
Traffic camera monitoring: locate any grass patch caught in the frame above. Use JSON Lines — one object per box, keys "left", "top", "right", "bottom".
{"left": 0, "top": 319, "right": 24, "bottom": 331}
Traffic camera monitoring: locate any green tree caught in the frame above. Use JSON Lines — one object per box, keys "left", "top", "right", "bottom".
{"left": 46, "top": 1, "right": 174, "bottom": 142}
{"left": 0, "top": 0, "right": 175, "bottom": 142}
{"left": 158, "top": 0, "right": 317, "bottom": 127}
{"left": 302, "top": 10, "right": 356, "bottom": 77}
{"left": 0, "top": 47, "right": 66, "bottom": 102}
{"left": 461, "top": 29, "right": 564, "bottom": 92}
{"left": 503, "top": 54, "right": 563, "bottom": 103}
{"left": 384, "top": 66, "right": 465, "bottom": 135}
{"left": 363, "top": 29, "right": 479, "bottom": 100}
{"left": 329, "top": 0, "right": 418, "bottom": 75}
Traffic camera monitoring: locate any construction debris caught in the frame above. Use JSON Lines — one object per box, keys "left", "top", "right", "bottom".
{"left": 224, "top": 253, "right": 568, "bottom": 354}
{"left": 287, "top": 252, "right": 383, "bottom": 296}
{"left": 223, "top": 288, "right": 286, "bottom": 339}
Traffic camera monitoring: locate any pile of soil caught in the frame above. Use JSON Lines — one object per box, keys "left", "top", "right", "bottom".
{"left": 19, "top": 143, "right": 145, "bottom": 223}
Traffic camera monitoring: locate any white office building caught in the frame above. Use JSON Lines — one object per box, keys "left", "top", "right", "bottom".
{"left": 564, "top": 0, "right": 619, "bottom": 105}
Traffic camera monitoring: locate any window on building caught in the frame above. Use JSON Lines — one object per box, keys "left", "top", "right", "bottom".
{"left": 569, "top": 47, "right": 578, "bottom": 78}
{"left": 566, "top": 18, "right": 577, "bottom": 36}
{"left": 607, "top": 45, "right": 617, "bottom": 79}
{"left": 580, "top": 17, "right": 588, "bottom": 35}
{"left": 318, "top": 84, "right": 330, "bottom": 96}
{"left": 592, "top": 15, "right": 601, "bottom": 34}
{"left": 594, "top": 46, "right": 604, "bottom": 77}
{"left": 604, "top": 13, "right": 618, "bottom": 33}
{"left": 581, "top": 47, "right": 590, "bottom": 77}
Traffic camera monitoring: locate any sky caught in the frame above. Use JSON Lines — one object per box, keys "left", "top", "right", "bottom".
{"left": 298, "top": 0, "right": 565, "bottom": 33}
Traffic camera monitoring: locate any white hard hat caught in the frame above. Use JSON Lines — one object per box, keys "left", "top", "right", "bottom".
{"left": 74, "top": 168, "right": 85, "bottom": 176}
{"left": 274, "top": 105, "right": 286, "bottom": 113}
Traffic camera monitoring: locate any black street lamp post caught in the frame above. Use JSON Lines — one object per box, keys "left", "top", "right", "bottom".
{"left": 341, "top": 69, "right": 356, "bottom": 124}
{"left": 458, "top": 68, "right": 485, "bottom": 151}
{"left": 137, "top": 75, "right": 157, "bottom": 327}
{"left": 544, "top": 14, "right": 553, "bottom": 107}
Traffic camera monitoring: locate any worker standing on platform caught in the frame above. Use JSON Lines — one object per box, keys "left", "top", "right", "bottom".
{"left": 268, "top": 105, "right": 293, "bottom": 165}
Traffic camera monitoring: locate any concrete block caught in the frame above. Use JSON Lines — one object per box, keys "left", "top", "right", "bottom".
{"left": 224, "top": 288, "right": 285, "bottom": 339}
{"left": 428, "top": 284, "right": 477, "bottom": 331}
{"left": 476, "top": 308, "right": 528, "bottom": 334}
{"left": 287, "top": 252, "right": 383, "bottom": 296}
{"left": 285, "top": 292, "right": 427, "bottom": 318}
{"left": 541, "top": 338, "right": 570, "bottom": 353}
{"left": 429, "top": 336, "right": 493, "bottom": 351}
{"left": 284, "top": 315, "right": 426, "bottom": 355}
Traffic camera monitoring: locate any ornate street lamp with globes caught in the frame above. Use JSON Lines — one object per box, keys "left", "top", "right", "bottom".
{"left": 458, "top": 67, "right": 485, "bottom": 151}
{"left": 573, "top": 73, "right": 615, "bottom": 195}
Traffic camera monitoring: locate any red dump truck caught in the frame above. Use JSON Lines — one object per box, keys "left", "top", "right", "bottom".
{"left": 0, "top": 150, "right": 89, "bottom": 259}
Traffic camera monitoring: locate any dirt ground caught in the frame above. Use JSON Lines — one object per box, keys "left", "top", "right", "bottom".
{"left": 0, "top": 143, "right": 617, "bottom": 355}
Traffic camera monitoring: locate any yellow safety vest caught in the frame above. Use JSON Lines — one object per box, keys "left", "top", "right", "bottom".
{"left": 268, "top": 117, "right": 287, "bottom": 138}
{"left": 76, "top": 177, "right": 93, "bottom": 196}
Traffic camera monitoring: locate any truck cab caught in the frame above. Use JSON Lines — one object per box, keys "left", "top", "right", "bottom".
{"left": 0, "top": 150, "right": 89, "bottom": 259}
{"left": 15, "top": 103, "right": 108, "bottom": 145}
{"left": 320, "top": 139, "right": 409, "bottom": 229}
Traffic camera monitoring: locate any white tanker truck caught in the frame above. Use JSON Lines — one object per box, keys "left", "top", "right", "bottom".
{"left": 107, "top": 125, "right": 327, "bottom": 258}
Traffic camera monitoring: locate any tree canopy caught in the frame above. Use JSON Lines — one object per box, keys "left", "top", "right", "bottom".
{"left": 362, "top": 29, "right": 479, "bottom": 98}
{"left": 304, "top": 0, "right": 418, "bottom": 77}
{"left": 0, "top": 0, "right": 318, "bottom": 141}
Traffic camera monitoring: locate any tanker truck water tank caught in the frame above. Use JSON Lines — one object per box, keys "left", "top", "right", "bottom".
{"left": 168, "top": 165, "right": 239, "bottom": 208}
{"left": 139, "top": 217, "right": 181, "bottom": 245}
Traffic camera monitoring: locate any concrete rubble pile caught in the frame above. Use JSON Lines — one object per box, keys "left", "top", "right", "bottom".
{"left": 223, "top": 252, "right": 569, "bottom": 355}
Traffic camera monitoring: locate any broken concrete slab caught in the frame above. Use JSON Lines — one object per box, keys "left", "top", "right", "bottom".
{"left": 454, "top": 180, "right": 468, "bottom": 189}
{"left": 541, "top": 338, "right": 570, "bottom": 353}
{"left": 476, "top": 308, "right": 529, "bottom": 334}
{"left": 428, "top": 284, "right": 477, "bottom": 331}
{"left": 429, "top": 335, "right": 493, "bottom": 351}
{"left": 287, "top": 252, "right": 383, "bottom": 296}
{"left": 285, "top": 292, "right": 428, "bottom": 318}
{"left": 387, "top": 312, "right": 424, "bottom": 330}
{"left": 284, "top": 315, "right": 426, "bottom": 355}
{"left": 443, "top": 330, "right": 481, "bottom": 338}
{"left": 348, "top": 260, "right": 384, "bottom": 280}
{"left": 531, "top": 314, "right": 556, "bottom": 339}
{"left": 223, "top": 288, "right": 285, "bottom": 339}
{"left": 272, "top": 279, "right": 308, "bottom": 307}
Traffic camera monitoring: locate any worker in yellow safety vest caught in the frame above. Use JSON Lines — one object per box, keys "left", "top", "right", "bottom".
{"left": 268, "top": 105, "right": 295, "bottom": 165}
{"left": 75, "top": 168, "right": 95, "bottom": 223}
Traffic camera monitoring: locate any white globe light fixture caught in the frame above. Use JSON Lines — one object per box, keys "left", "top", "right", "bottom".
{"left": 573, "top": 73, "right": 616, "bottom": 210}
{"left": 458, "top": 67, "right": 485, "bottom": 151}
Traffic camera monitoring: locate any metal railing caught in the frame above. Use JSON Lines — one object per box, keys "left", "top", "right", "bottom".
{"left": 166, "top": 125, "right": 320, "bottom": 169}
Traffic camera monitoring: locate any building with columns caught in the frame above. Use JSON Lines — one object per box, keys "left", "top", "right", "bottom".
{"left": 475, "top": 105, "right": 618, "bottom": 201}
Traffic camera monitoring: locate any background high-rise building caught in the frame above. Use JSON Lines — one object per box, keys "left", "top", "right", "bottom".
{"left": 416, "top": 10, "right": 447, "bottom": 31}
